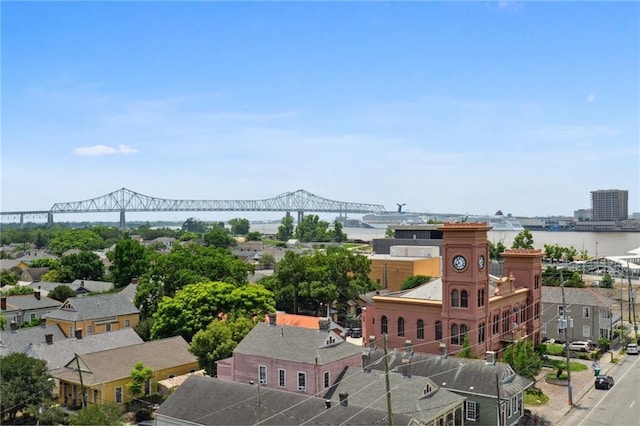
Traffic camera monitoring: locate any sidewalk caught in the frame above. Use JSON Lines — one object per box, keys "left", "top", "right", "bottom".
{"left": 526, "top": 352, "right": 620, "bottom": 425}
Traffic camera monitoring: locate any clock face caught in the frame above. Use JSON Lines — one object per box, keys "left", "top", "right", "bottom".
{"left": 452, "top": 255, "right": 467, "bottom": 271}
{"left": 478, "top": 255, "right": 485, "bottom": 270}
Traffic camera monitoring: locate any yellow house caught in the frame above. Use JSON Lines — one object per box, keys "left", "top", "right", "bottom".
{"left": 49, "top": 336, "right": 199, "bottom": 407}
{"left": 44, "top": 292, "right": 140, "bottom": 337}
{"left": 368, "top": 252, "right": 441, "bottom": 292}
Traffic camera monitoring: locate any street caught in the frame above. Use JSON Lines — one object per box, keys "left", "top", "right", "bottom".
{"left": 560, "top": 353, "right": 640, "bottom": 425}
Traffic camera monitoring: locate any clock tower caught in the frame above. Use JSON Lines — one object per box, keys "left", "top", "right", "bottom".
{"left": 441, "top": 222, "right": 491, "bottom": 354}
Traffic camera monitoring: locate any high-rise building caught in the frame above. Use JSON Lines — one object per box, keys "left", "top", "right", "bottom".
{"left": 590, "top": 189, "right": 628, "bottom": 221}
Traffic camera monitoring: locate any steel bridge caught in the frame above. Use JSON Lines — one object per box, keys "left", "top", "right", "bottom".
{"left": 0, "top": 188, "right": 386, "bottom": 229}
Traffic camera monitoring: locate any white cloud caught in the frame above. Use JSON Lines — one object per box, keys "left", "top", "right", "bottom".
{"left": 587, "top": 92, "right": 597, "bottom": 103}
{"left": 72, "top": 144, "right": 139, "bottom": 156}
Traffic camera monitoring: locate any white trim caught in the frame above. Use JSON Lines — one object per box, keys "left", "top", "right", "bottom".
{"left": 258, "top": 365, "right": 267, "bottom": 385}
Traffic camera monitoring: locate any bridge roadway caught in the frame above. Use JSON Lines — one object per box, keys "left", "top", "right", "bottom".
{"left": 0, "top": 188, "right": 386, "bottom": 229}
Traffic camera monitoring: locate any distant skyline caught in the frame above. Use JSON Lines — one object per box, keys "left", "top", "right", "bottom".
{"left": 2, "top": 2, "right": 639, "bottom": 219}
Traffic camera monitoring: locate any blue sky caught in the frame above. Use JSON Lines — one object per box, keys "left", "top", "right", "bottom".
{"left": 2, "top": 1, "right": 639, "bottom": 222}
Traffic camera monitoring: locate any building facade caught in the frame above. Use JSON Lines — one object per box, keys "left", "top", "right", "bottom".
{"left": 591, "top": 189, "right": 628, "bottom": 221}
{"left": 362, "top": 223, "right": 542, "bottom": 358}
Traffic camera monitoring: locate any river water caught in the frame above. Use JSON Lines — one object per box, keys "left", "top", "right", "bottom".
{"left": 249, "top": 223, "right": 640, "bottom": 258}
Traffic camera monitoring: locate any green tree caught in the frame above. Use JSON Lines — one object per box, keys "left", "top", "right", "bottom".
{"left": 246, "top": 231, "right": 262, "bottom": 241}
{"left": 34, "top": 231, "right": 49, "bottom": 249}
{"left": 190, "top": 315, "right": 257, "bottom": 376}
{"left": 457, "top": 334, "right": 473, "bottom": 358}
{"left": 600, "top": 273, "right": 613, "bottom": 289}
{"left": 502, "top": 338, "right": 543, "bottom": 381}
{"left": 229, "top": 218, "right": 251, "bottom": 235}
{"left": 401, "top": 275, "right": 431, "bottom": 290}
{"left": 489, "top": 240, "right": 506, "bottom": 260}
{"left": 0, "top": 353, "right": 55, "bottom": 422}
{"left": 204, "top": 227, "right": 236, "bottom": 248}
{"left": 331, "top": 221, "right": 347, "bottom": 243}
{"left": 107, "top": 239, "right": 150, "bottom": 288}
{"left": 126, "top": 362, "right": 153, "bottom": 398}
{"left": 276, "top": 215, "right": 295, "bottom": 241}
{"left": 258, "top": 253, "right": 276, "bottom": 269}
{"left": 62, "top": 251, "right": 105, "bottom": 281}
{"left": 69, "top": 402, "right": 123, "bottom": 426}
{"left": 385, "top": 227, "right": 395, "bottom": 238}
{"left": 2, "top": 286, "right": 34, "bottom": 295}
{"left": 0, "top": 271, "right": 18, "bottom": 287}
{"left": 181, "top": 217, "right": 209, "bottom": 234}
{"left": 511, "top": 230, "right": 534, "bottom": 249}
{"left": 295, "top": 214, "right": 331, "bottom": 242}
{"left": 0, "top": 314, "right": 5, "bottom": 330}
{"left": 48, "top": 229, "right": 106, "bottom": 255}
{"left": 150, "top": 281, "right": 274, "bottom": 341}
{"left": 48, "top": 284, "right": 77, "bottom": 302}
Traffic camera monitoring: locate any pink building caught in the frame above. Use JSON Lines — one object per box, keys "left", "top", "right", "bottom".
{"left": 362, "top": 222, "right": 542, "bottom": 357}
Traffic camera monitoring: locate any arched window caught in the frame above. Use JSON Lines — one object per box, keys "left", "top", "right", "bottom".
{"left": 451, "top": 324, "right": 459, "bottom": 345}
{"left": 460, "top": 324, "right": 468, "bottom": 343}
{"left": 451, "top": 290, "right": 459, "bottom": 307}
{"left": 417, "top": 319, "right": 424, "bottom": 340}
{"left": 381, "top": 316, "right": 388, "bottom": 334}
{"left": 397, "top": 317, "right": 405, "bottom": 337}
{"left": 435, "top": 321, "right": 442, "bottom": 341}
{"left": 461, "top": 290, "right": 468, "bottom": 308}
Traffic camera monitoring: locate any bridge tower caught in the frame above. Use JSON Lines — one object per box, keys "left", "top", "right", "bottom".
{"left": 47, "top": 213, "right": 53, "bottom": 227}
{"left": 120, "top": 210, "right": 126, "bottom": 229}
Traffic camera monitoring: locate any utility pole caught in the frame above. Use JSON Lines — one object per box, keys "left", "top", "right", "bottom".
{"left": 560, "top": 272, "right": 573, "bottom": 406}
{"left": 629, "top": 266, "right": 638, "bottom": 342}
{"left": 383, "top": 333, "right": 393, "bottom": 426}
{"left": 495, "top": 370, "right": 503, "bottom": 426}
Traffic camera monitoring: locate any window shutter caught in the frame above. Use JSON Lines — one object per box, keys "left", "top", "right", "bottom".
{"left": 475, "top": 402, "right": 480, "bottom": 420}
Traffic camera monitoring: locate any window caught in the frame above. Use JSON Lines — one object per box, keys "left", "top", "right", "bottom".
{"left": 541, "top": 323, "right": 547, "bottom": 334}
{"left": 124, "top": 319, "right": 131, "bottom": 328}
{"left": 323, "top": 371, "right": 330, "bottom": 389}
{"left": 278, "top": 369, "right": 286, "bottom": 387}
{"left": 397, "top": 317, "right": 405, "bottom": 337}
{"left": 106, "top": 323, "right": 112, "bottom": 332}
{"left": 435, "top": 321, "right": 442, "bottom": 341}
{"left": 583, "top": 307, "right": 590, "bottom": 318}
{"left": 93, "top": 389, "right": 99, "bottom": 404}
{"left": 297, "top": 372, "right": 306, "bottom": 392}
{"left": 451, "top": 324, "right": 459, "bottom": 345}
{"left": 381, "top": 316, "right": 388, "bottom": 334}
{"left": 492, "top": 313, "right": 499, "bottom": 334}
{"left": 259, "top": 365, "right": 267, "bottom": 384}
{"left": 451, "top": 290, "right": 459, "bottom": 307}
{"left": 502, "top": 311, "right": 510, "bottom": 333}
{"left": 460, "top": 324, "right": 468, "bottom": 342}
{"left": 478, "top": 322, "right": 485, "bottom": 344}
{"left": 460, "top": 290, "right": 468, "bottom": 308}
{"left": 477, "top": 288, "right": 485, "bottom": 307}
{"left": 534, "top": 275, "right": 540, "bottom": 289}
{"left": 115, "top": 387, "right": 123, "bottom": 403}
{"left": 583, "top": 325, "right": 591, "bottom": 338}
{"left": 30, "top": 313, "right": 36, "bottom": 322}
{"left": 69, "top": 326, "right": 74, "bottom": 336}
{"left": 535, "top": 303, "right": 540, "bottom": 320}
{"left": 465, "top": 400, "right": 479, "bottom": 421}
{"left": 87, "top": 326, "right": 93, "bottom": 335}
{"left": 417, "top": 319, "right": 424, "bottom": 340}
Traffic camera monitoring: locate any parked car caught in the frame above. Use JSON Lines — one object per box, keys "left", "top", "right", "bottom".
{"left": 568, "top": 341, "right": 594, "bottom": 352}
{"left": 594, "top": 375, "right": 614, "bottom": 390}
{"left": 350, "top": 327, "right": 362, "bottom": 338}
{"left": 627, "top": 343, "right": 639, "bottom": 355}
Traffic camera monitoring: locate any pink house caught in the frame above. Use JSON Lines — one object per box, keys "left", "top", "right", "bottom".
{"left": 362, "top": 222, "right": 542, "bottom": 357}
{"left": 216, "top": 316, "right": 362, "bottom": 396}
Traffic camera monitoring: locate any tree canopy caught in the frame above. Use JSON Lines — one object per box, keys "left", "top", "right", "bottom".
{"left": 511, "top": 230, "right": 534, "bottom": 249}
{"left": 107, "top": 238, "right": 150, "bottom": 288}
{"left": 61, "top": 251, "right": 105, "bottom": 281}
{"left": 502, "top": 338, "right": 543, "bottom": 381}
{"left": 0, "top": 353, "right": 54, "bottom": 422}
{"left": 150, "top": 281, "right": 275, "bottom": 341}
{"left": 276, "top": 215, "right": 295, "bottom": 242}
{"left": 229, "top": 218, "right": 250, "bottom": 235}
{"left": 48, "top": 284, "right": 77, "bottom": 302}
{"left": 401, "top": 275, "right": 432, "bottom": 290}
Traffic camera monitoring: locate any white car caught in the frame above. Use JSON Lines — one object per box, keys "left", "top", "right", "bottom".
{"left": 627, "top": 343, "right": 639, "bottom": 355}
{"left": 568, "top": 341, "right": 594, "bottom": 352}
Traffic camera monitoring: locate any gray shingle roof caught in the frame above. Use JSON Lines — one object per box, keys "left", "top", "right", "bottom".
{"left": 233, "top": 322, "right": 362, "bottom": 365}
{"left": 326, "top": 366, "right": 465, "bottom": 422}
{"left": 1, "top": 293, "right": 62, "bottom": 313}
{"left": 44, "top": 292, "right": 139, "bottom": 321}
{"left": 541, "top": 286, "right": 615, "bottom": 307}
{"left": 49, "top": 336, "right": 197, "bottom": 385}
{"left": 0, "top": 324, "right": 67, "bottom": 356}
{"left": 155, "top": 374, "right": 414, "bottom": 425}
{"left": 366, "top": 349, "right": 533, "bottom": 399}
{"left": 24, "top": 328, "right": 143, "bottom": 370}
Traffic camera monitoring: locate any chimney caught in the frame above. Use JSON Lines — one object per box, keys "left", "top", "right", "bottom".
{"left": 75, "top": 328, "right": 83, "bottom": 339}
{"left": 325, "top": 400, "right": 331, "bottom": 409}
{"left": 1, "top": 296, "right": 6, "bottom": 310}
{"left": 45, "top": 333, "right": 53, "bottom": 344}
{"left": 80, "top": 280, "right": 85, "bottom": 287}
{"left": 40, "top": 318, "right": 47, "bottom": 328}
{"left": 339, "top": 392, "right": 349, "bottom": 407}
{"left": 439, "top": 343, "right": 448, "bottom": 358}
{"left": 402, "top": 340, "right": 413, "bottom": 378}
{"left": 34, "top": 290, "right": 41, "bottom": 300}
{"left": 131, "top": 278, "right": 138, "bottom": 285}
{"left": 486, "top": 351, "right": 496, "bottom": 365}
{"left": 404, "top": 339, "right": 413, "bottom": 355}
{"left": 267, "top": 313, "right": 277, "bottom": 326}
{"left": 368, "top": 335, "right": 376, "bottom": 350}
{"left": 10, "top": 321, "right": 17, "bottom": 331}
{"left": 318, "top": 318, "right": 330, "bottom": 332}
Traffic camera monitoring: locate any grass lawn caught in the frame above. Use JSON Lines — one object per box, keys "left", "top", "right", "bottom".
{"left": 524, "top": 388, "right": 549, "bottom": 406}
